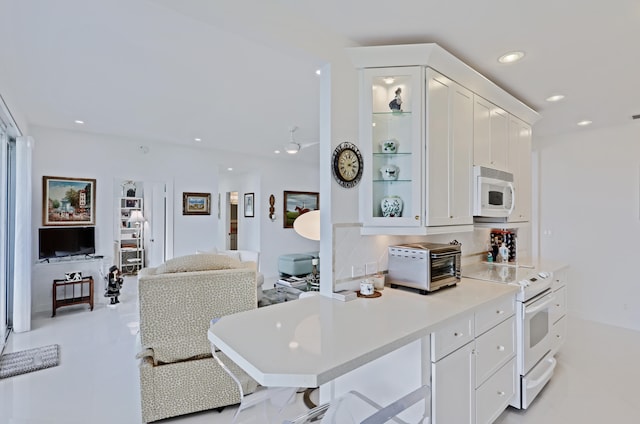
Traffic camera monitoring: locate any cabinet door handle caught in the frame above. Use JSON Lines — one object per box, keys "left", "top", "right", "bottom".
{"left": 497, "top": 391, "right": 506, "bottom": 396}
{"left": 497, "top": 345, "right": 505, "bottom": 351}
{"left": 496, "top": 309, "right": 505, "bottom": 315}
{"left": 415, "top": 215, "right": 419, "bottom": 220}
{"left": 454, "top": 332, "right": 463, "bottom": 337}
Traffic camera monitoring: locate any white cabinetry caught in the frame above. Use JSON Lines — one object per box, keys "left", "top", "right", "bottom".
{"left": 358, "top": 66, "right": 474, "bottom": 235}
{"left": 550, "top": 267, "right": 569, "bottom": 354}
{"left": 431, "top": 313, "right": 475, "bottom": 424}
{"left": 430, "top": 295, "right": 516, "bottom": 424}
{"left": 360, "top": 66, "right": 423, "bottom": 230}
{"left": 507, "top": 116, "right": 532, "bottom": 222}
{"left": 426, "top": 69, "right": 474, "bottom": 227}
{"left": 473, "top": 96, "right": 509, "bottom": 171}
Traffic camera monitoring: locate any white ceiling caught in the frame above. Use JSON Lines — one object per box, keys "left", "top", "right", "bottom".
{"left": 3, "top": 0, "right": 640, "bottom": 167}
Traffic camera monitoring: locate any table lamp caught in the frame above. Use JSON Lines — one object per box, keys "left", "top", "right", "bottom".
{"left": 293, "top": 210, "right": 320, "bottom": 289}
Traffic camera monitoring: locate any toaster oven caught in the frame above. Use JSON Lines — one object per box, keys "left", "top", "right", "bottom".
{"left": 387, "top": 242, "right": 461, "bottom": 294}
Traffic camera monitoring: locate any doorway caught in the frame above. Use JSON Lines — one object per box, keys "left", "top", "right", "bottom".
{"left": 227, "top": 191, "right": 238, "bottom": 250}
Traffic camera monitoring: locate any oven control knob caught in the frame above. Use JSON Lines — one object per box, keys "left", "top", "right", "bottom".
{"left": 509, "top": 280, "right": 529, "bottom": 288}
{"left": 538, "top": 271, "right": 551, "bottom": 279}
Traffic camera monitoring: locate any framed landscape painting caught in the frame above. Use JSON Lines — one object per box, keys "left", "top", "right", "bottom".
{"left": 43, "top": 176, "right": 96, "bottom": 226}
{"left": 183, "top": 192, "right": 211, "bottom": 215}
{"left": 283, "top": 191, "right": 319, "bottom": 228}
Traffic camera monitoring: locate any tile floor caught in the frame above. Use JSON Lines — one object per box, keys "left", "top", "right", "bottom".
{"left": 1, "top": 276, "right": 639, "bottom": 423}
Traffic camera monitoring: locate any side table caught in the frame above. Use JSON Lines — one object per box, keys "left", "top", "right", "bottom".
{"left": 52, "top": 276, "right": 94, "bottom": 317}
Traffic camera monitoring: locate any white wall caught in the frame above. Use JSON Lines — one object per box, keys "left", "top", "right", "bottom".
{"left": 218, "top": 164, "right": 321, "bottom": 282}
{"left": 536, "top": 122, "right": 640, "bottom": 331}
{"left": 29, "top": 126, "right": 221, "bottom": 312}
{"left": 30, "top": 125, "right": 322, "bottom": 312}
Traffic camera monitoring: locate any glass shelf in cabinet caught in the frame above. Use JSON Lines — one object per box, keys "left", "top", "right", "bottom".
{"left": 372, "top": 152, "right": 412, "bottom": 157}
{"left": 372, "top": 111, "right": 412, "bottom": 116}
{"left": 372, "top": 179, "right": 412, "bottom": 183}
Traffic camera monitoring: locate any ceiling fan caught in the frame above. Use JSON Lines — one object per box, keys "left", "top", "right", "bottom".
{"left": 284, "top": 126, "right": 318, "bottom": 154}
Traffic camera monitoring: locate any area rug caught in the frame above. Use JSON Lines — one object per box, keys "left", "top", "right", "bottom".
{"left": 0, "top": 344, "right": 59, "bottom": 379}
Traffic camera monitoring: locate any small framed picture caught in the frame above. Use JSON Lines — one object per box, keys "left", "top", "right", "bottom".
{"left": 244, "top": 193, "right": 255, "bottom": 218}
{"left": 182, "top": 192, "right": 211, "bottom": 215}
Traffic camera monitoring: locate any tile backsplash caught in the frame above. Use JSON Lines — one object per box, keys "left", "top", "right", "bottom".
{"left": 333, "top": 223, "right": 531, "bottom": 285}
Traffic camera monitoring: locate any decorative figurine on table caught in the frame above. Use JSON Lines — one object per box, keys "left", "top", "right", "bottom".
{"left": 388, "top": 87, "right": 403, "bottom": 111}
{"left": 104, "top": 265, "right": 123, "bottom": 305}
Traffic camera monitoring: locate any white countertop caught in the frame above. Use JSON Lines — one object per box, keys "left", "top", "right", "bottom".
{"left": 208, "top": 278, "right": 518, "bottom": 388}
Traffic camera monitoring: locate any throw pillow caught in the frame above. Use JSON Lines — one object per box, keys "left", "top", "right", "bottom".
{"left": 196, "top": 247, "right": 218, "bottom": 255}
{"left": 160, "top": 254, "right": 238, "bottom": 273}
{"left": 217, "top": 250, "right": 241, "bottom": 261}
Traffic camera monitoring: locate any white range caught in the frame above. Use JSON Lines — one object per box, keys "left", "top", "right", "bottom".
{"left": 462, "top": 262, "right": 557, "bottom": 409}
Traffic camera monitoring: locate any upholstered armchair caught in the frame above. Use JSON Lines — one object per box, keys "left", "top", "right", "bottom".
{"left": 137, "top": 254, "right": 259, "bottom": 422}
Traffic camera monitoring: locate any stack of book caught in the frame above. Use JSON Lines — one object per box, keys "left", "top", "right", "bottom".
{"left": 276, "top": 276, "right": 307, "bottom": 288}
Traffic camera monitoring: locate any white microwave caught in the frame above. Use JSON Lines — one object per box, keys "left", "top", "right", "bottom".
{"left": 473, "top": 166, "right": 515, "bottom": 219}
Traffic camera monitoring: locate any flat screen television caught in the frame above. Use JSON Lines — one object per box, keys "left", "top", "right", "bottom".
{"left": 38, "top": 227, "right": 96, "bottom": 259}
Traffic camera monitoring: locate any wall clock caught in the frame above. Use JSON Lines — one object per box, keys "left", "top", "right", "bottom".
{"left": 332, "top": 142, "right": 363, "bottom": 188}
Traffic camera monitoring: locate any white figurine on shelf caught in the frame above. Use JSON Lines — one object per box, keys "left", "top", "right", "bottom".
{"left": 388, "top": 87, "right": 403, "bottom": 111}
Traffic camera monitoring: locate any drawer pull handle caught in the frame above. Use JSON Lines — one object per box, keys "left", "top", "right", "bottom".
{"left": 497, "top": 391, "right": 505, "bottom": 396}
{"left": 454, "top": 332, "right": 462, "bottom": 337}
{"left": 497, "top": 345, "right": 505, "bottom": 351}
{"left": 496, "top": 309, "right": 505, "bottom": 314}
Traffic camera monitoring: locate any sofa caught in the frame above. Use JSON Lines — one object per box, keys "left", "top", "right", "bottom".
{"left": 137, "top": 253, "right": 259, "bottom": 422}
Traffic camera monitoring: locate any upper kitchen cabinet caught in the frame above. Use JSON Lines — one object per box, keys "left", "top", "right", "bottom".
{"left": 473, "top": 96, "right": 509, "bottom": 172}
{"left": 348, "top": 43, "right": 540, "bottom": 235}
{"left": 425, "top": 69, "right": 474, "bottom": 227}
{"left": 507, "top": 116, "right": 532, "bottom": 222}
{"left": 359, "top": 66, "right": 423, "bottom": 230}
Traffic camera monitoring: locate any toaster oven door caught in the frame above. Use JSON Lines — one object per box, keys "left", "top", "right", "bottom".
{"left": 429, "top": 251, "right": 460, "bottom": 289}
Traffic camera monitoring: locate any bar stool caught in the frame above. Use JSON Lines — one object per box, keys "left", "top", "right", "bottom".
{"left": 210, "top": 319, "right": 299, "bottom": 423}
{"left": 284, "top": 384, "right": 431, "bottom": 424}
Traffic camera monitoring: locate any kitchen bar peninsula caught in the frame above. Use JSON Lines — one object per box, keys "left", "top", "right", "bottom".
{"left": 208, "top": 279, "right": 518, "bottom": 392}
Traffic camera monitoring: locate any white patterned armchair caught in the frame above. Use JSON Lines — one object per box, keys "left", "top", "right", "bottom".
{"left": 137, "top": 254, "right": 259, "bottom": 422}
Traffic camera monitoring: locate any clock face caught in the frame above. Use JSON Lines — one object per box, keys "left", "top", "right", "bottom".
{"left": 332, "top": 142, "right": 363, "bottom": 188}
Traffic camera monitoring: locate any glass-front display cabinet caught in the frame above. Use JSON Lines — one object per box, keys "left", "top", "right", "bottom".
{"left": 360, "top": 66, "right": 423, "bottom": 230}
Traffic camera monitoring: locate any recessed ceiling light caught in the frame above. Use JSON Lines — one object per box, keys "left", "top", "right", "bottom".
{"left": 74, "top": 120, "right": 84, "bottom": 125}
{"left": 274, "top": 149, "right": 281, "bottom": 154}
{"left": 315, "top": 69, "right": 321, "bottom": 76}
{"left": 545, "top": 94, "right": 565, "bottom": 102}
{"left": 498, "top": 51, "right": 525, "bottom": 64}
{"left": 194, "top": 138, "right": 202, "bottom": 142}
{"left": 577, "top": 120, "right": 593, "bottom": 126}
{"left": 227, "top": 167, "right": 233, "bottom": 171}
{"left": 383, "top": 77, "right": 395, "bottom": 84}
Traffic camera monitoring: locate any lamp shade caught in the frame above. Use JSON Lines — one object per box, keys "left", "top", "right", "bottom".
{"left": 293, "top": 210, "right": 320, "bottom": 241}
{"left": 128, "top": 210, "right": 146, "bottom": 223}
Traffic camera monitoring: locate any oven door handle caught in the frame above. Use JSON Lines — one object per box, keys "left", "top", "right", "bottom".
{"left": 524, "top": 295, "right": 555, "bottom": 315}
{"left": 525, "top": 357, "right": 557, "bottom": 389}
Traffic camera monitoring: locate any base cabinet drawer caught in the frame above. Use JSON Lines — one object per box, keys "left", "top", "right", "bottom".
{"left": 431, "top": 313, "right": 474, "bottom": 361}
{"left": 551, "top": 314, "right": 567, "bottom": 355}
{"left": 475, "top": 296, "right": 514, "bottom": 336}
{"left": 476, "top": 358, "right": 516, "bottom": 424}
{"left": 475, "top": 316, "right": 516, "bottom": 386}
{"left": 550, "top": 286, "right": 567, "bottom": 324}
